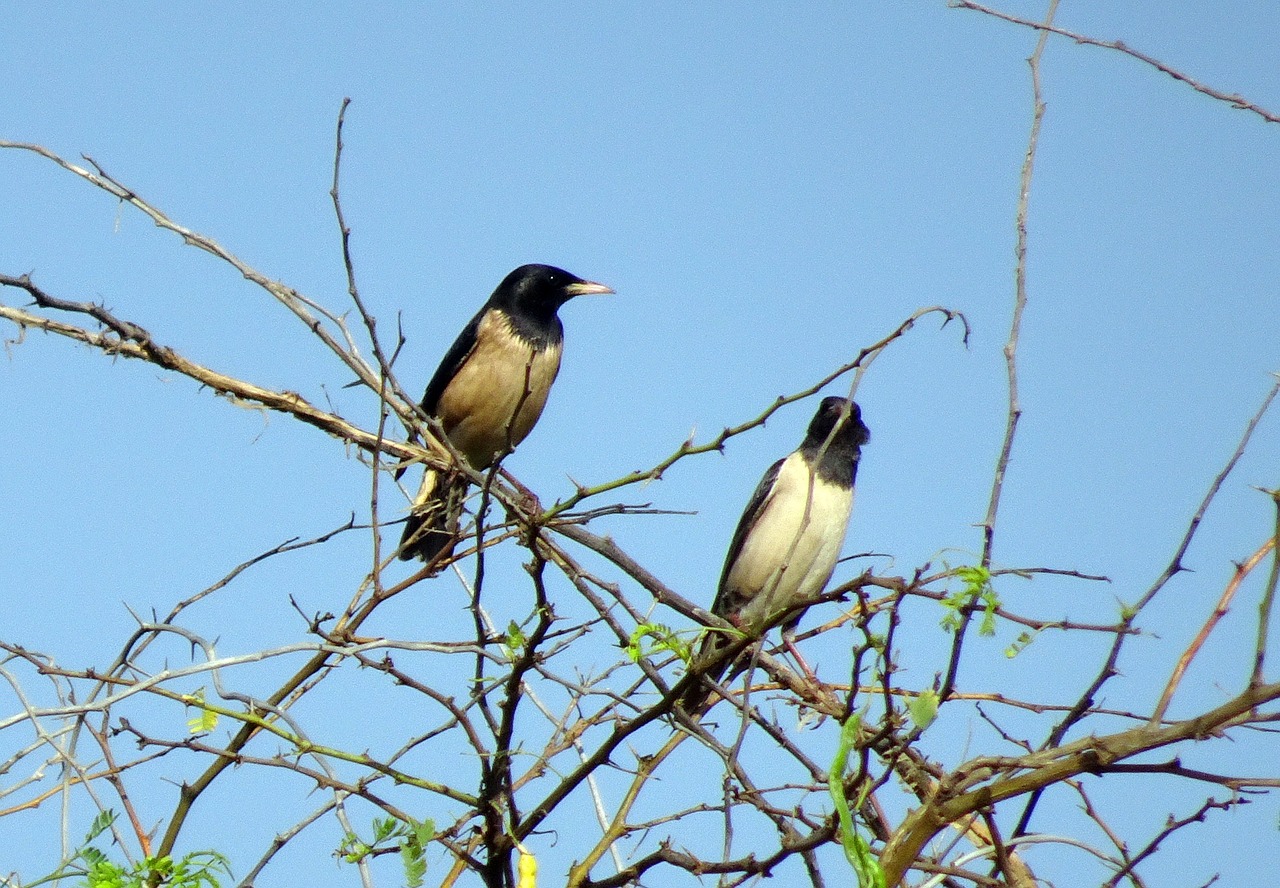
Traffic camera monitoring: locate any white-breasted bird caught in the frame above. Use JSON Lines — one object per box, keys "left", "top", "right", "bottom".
{"left": 682, "top": 396, "right": 869, "bottom": 711}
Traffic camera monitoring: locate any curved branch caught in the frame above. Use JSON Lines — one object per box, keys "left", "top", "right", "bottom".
{"left": 880, "top": 678, "right": 1280, "bottom": 883}
{"left": 952, "top": 0, "right": 1280, "bottom": 125}
{"left": 0, "top": 275, "right": 441, "bottom": 467}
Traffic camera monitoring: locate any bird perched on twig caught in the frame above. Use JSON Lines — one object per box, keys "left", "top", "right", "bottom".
{"left": 681, "top": 396, "right": 869, "bottom": 712}
{"left": 398, "top": 264, "right": 613, "bottom": 565}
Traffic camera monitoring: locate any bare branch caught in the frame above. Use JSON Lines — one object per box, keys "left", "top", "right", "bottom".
{"left": 1153, "top": 535, "right": 1275, "bottom": 723}
{"left": 951, "top": 0, "right": 1280, "bottom": 125}
{"left": 0, "top": 274, "right": 441, "bottom": 466}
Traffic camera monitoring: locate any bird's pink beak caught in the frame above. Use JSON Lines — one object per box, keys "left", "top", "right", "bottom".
{"left": 564, "top": 280, "right": 614, "bottom": 297}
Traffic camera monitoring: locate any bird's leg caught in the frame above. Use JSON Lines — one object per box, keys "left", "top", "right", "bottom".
{"left": 778, "top": 628, "right": 842, "bottom": 723}
{"left": 781, "top": 628, "right": 820, "bottom": 687}
{"left": 498, "top": 466, "right": 543, "bottom": 513}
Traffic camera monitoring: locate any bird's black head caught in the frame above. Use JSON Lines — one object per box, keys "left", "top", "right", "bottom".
{"left": 489, "top": 264, "right": 613, "bottom": 326}
{"left": 805, "top": 397, "right": 870, "bottom": 453}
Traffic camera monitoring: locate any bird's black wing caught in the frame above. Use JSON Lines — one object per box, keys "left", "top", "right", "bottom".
{"left": 710, "top": 455, "right": 785, "bottom": 617}
{"left": 394, "top": 306, "right": 487, "bottom": 484}
{"left": 419, "top": 305, "right": 488, "bottom": 414}
{"left": 680, "top": 455, "right": 787, "bottom": 712}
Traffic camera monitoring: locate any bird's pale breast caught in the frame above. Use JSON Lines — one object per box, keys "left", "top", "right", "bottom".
{"left": 724, "top": 452, "right": 854, "bottom": 632}
{"left": 436, "top": 311, "right": 563, "bottom": 469}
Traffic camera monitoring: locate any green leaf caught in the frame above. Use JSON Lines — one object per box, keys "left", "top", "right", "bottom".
{"left": 372, "top": 816, "right": 400, "bottom": 842}
{"left": 74, "top": 850, "right": 230, "bottom": 888}
{"left": 83, "top": 810, "right": 118, "bottom": 844}
{"left": 828, "top": 715, "right": 886, "bottom": 888}
{"left": 411, "top": 818, "right": 435, "bottom": 846}
{"left": 400, "top": 840, "right": 427, "bottom": 888}
{"left": 78, "top": 847, "right": 108, "bottom": 867}
{"left": 1005, "top": 630, "right": 1035, "bottom": 658}
{"left": 340, "top": 815, "right": 434, "bottom": 881}
{"left": 626, "top": 623, "right": 690, "bottom": 664}
{"left": 184, "top": 689, "right": 219, "bottom": 734}
{"left": 907, "top": 690, "right": 939, "bottom": 731}
{"left": 505, "top": 621, "right": 528, "bottom": 653}
{"left": 954, "top": 565, "right": 990, "bottom": 588}
{"left": 81, "top": 851, "right": 124, "bottom": 888}
{"left": 338, "top": 833, "right": 372, "bottom": 864}
{"left": 940, "top": 565, "right": 1001, "bottom": 637}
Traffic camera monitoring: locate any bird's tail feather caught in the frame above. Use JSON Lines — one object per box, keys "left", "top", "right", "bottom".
{"left": 678, "top": 633, "right": 738, "bottom": 714}
{"left": 399, "top": 468, "right": 468, "bottom": 565}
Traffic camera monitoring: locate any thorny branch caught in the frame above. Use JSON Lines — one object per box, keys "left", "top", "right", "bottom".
{"left": 938, "top": 0, "right": 1056, "bottom": 743}
{"left": 952, "top": 0, "right": 1280, "bottom": 126}
{"left": 5, "top": 22, "right": 1280, "bottom": 881}
{"left": 0, "top": 272, "right": 438, "bottom": 469}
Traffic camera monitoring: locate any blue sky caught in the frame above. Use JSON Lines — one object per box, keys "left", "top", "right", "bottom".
{"left": 2, "top": 3, "right": 1278, "bottom": 886}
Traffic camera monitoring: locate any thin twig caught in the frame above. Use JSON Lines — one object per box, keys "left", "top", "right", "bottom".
{"left": 0, "top": 276, "right": 439, "bottom": 467}
{"left": 1252, "top": 487, "right": 1280, "bottom": 687}
{"left": 1152, "top": 536, "right": 1275, "bottom": 723}
{"left": 941, "top": 0, "right": 1056, "bottom": 707}
{"left": 951, "top": 0, "right": 1280, "bottom": 125}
